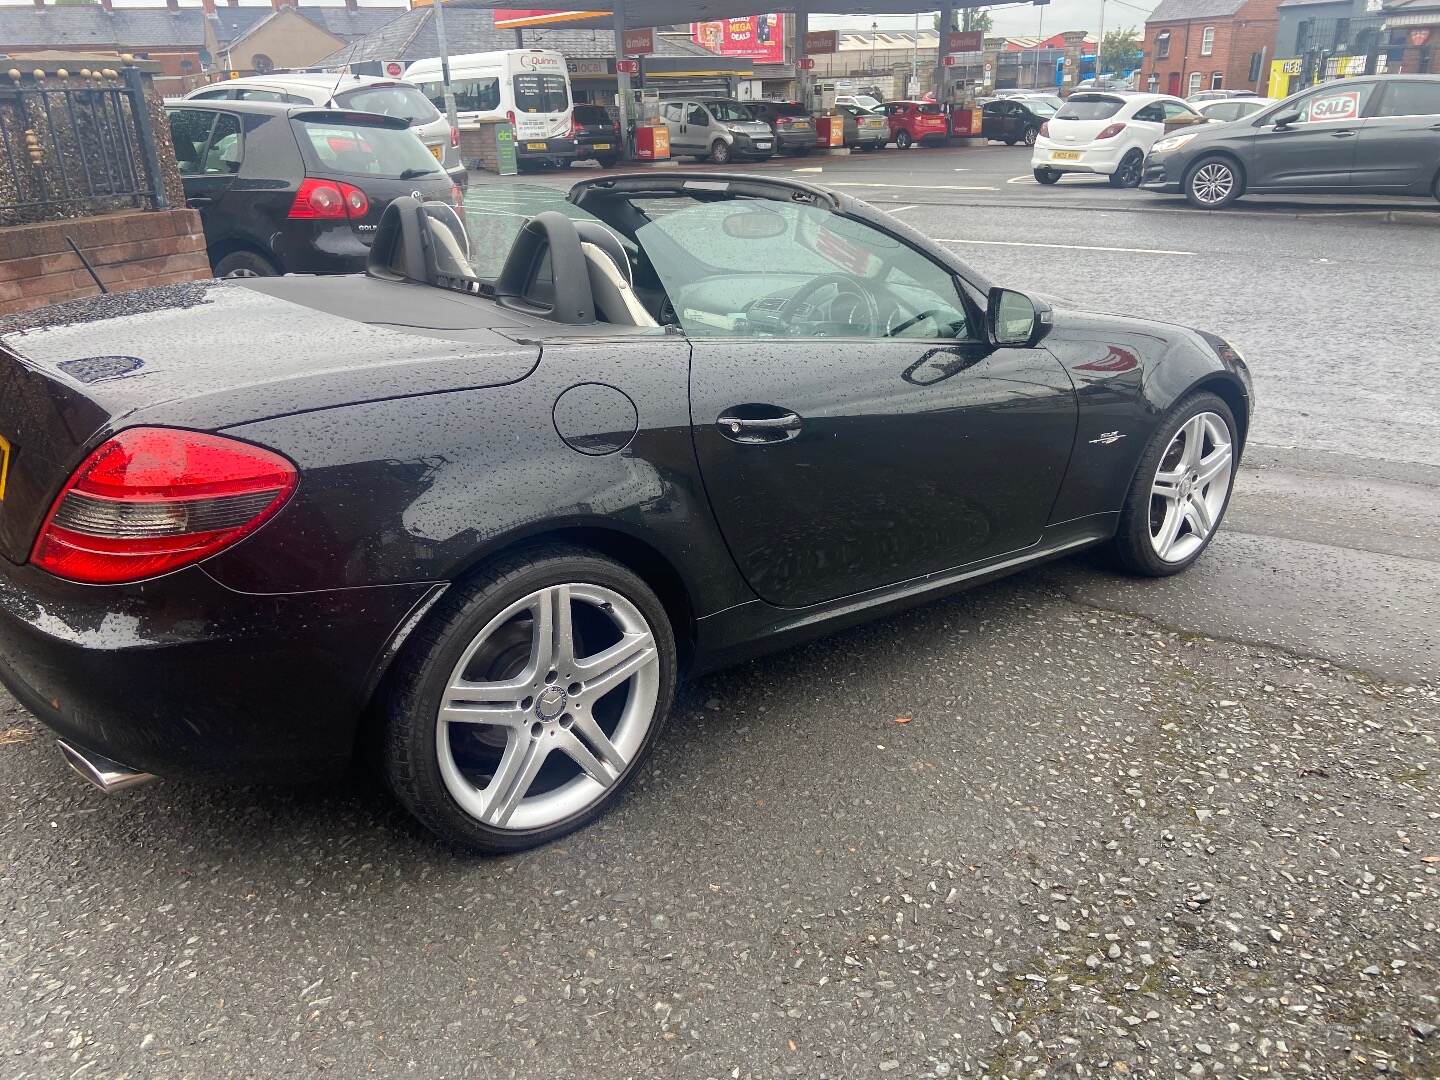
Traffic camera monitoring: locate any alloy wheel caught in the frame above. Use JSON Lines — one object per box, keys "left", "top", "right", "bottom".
{"left": 1190, "top": 162, "right": 1235, "bottom": 205}
{"left": 1024, "top": 126, "right": 1037, "bottom": 147}
{"left": 1148, "top": 412, "right": 1233, "bottom": 563}
{"left": 435, "top": 583, "right": 660, "bottom": 830}
{"left": 224, "top": 268, "right": 259, "bottom": 279}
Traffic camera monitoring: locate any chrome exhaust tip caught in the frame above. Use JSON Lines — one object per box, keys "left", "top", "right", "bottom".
{"left": 56, "top": 739, "right": 156, "bottom": 793}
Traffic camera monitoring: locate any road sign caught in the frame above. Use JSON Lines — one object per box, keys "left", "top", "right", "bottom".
{"left": 803, "top": 30, "right": 839, "bottom": 54}
{"left": 797, "top": 57, "right": 816, "bottom": 70}
{"left": 616, "top": 58, "right": 640, "bottom": 74}
{"left": 383, "top": 60, "right": 405, "bottom": 78}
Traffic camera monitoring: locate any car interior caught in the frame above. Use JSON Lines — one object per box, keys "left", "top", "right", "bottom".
{"left": 366, "top": 181, "right": 974, "bottom": 342}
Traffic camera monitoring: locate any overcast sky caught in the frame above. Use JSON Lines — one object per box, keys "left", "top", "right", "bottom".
{"left": 1, "top": 0, "right": 1158, "bottom": 39}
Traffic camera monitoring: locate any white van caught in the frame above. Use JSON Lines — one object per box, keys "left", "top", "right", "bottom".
{"left": 405, "top": 50, "right": 575, "bottom": 168}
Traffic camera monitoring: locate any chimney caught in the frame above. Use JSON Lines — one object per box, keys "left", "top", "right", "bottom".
{"left": 271, "top": 0, "right": 298, "bottom": 8}
{"left": 201, "top": 0, "right": 216, "bottom": 12}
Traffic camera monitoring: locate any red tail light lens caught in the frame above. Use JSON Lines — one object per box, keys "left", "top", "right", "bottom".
{"left": 1097, "top": 123, "right": 1126, "bottom": 139}
{"left": 450, "top": 125, "right": 460, "bottom": 149}
{"left": 289, "top": 178, "right": 368, "bottom": 220}
{"left": 31, "top": 428, "right": 297, "bottom": 585}
{"left": 451, "top": 182, "right": 464, "bottom": 208}
{"left": 1039, "top": 121, "right": 1050, "bottom": 137}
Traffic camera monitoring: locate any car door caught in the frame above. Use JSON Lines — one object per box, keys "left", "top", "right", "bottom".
{"left": 1245, "top": 81, "right": 1378, "bottom": 190}
{"left": 166, "top": 107, "right": 242, "bottom": 240}
{"left": 661, "top": 101, "right": 688, "bottom": 152}
{"left": 637, "top": 199, "right": 1077, "bottom": 609}
{"left": 1350, "top": 79, "right": 1440, "bottom": 192}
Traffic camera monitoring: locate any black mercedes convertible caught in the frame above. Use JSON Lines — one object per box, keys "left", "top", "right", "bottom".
{"left": 0, "top": 174, "right": 1251, "bottom": 852}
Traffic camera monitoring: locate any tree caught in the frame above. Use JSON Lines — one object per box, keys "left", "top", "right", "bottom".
{"left": 1100, "top": 27, "right": 1141, "bottom": 76}
{"left": 934, "top": 8, "right": 993, "bottom": 36}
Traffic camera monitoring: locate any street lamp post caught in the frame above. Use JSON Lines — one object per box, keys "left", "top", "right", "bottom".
{"left": 871, "top": 21, "right": 878, "bottom": 76}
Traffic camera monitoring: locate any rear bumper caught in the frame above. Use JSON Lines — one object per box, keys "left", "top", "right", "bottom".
{"left": 1031, "top": 142, "right": 1125, "bottom": 175}
{"left": 516, "top": 136, "right": 577, "bottom": 163}
{"left": 269, "top": 223, "right": 372, "bottom": 275}
{"left": 774, "top": 129, "right": 819, "bottom": 150}
{"left": 0, "top": 558, "right": 439, "bottom": 782}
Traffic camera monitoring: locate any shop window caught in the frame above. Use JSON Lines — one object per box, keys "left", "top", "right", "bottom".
{"left": 1201, "top": 26, "right": 1215, "bottom": 56}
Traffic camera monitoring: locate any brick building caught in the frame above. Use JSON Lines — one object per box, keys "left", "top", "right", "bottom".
{"left": 1139, "top": 0, "right": 1285, "bottom": 98}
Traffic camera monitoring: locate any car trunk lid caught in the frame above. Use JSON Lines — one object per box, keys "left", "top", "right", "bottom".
{"left": 1049, "top": 94, "right": 1127, "bottom": 143}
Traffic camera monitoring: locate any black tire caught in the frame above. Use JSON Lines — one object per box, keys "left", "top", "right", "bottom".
{"left": 860, "top": 142, "right": 879, "bottom": 152}
{"left": 213, "top": 249, "right": 278, "bottom": 279}
{"left": 597, "top": 154, "right": 619, "bottom": 169}
{"left": 1108, "top": 391, "right": 1239, "bottom": 577}
{"left": 1033, "top": 167, "right": 1061, "bottom": 185}
{"left": 1184, "top": 154, "right": 1246, "bottom": 209}
{"left": 1023, "top": 126, "right": 1038, "bottom": 147}
{"left": 1433, "top": 170, "right": 1440, "bottom": 204}
{"left": 1109, "top": 149, "right": 1144, "bottom": 188}
{"left": 709, "top": 139, "right": 731, "bottom": 165}
{"left": 383, "top": 544, "right": 678, "bottom": 853}
{"left": 895, "top": 130, "right": 913, "bottom": 150}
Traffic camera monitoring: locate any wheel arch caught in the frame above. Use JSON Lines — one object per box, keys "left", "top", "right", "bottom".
{"left": 1185, "top": 372, "right": 1250, "bottom": 449}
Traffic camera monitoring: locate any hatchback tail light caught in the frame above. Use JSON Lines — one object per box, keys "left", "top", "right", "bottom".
{"left": 569, "top": 115, "right": 582, "bottom": 137}
{"left": 31, "top": 428, "right": 298, "bottom": 585}
{"left": 452, "top": 182, "right": 464, "bottom": 208}
{"left": 289, "top": 178, "right": 368, "bottom": 220}
{"left": 1097, "top": 123, "right": 1127, "bottom": 139}
{"left": 1039, "top": 121, "right": 1049, "bottom": 137}
{"left": 450, "top": 125, "right": 460, "bottom": 149}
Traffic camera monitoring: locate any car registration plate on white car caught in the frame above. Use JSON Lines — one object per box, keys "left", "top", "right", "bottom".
{"left": 1051, "top": 150, "right": 1082, "bottom": 161}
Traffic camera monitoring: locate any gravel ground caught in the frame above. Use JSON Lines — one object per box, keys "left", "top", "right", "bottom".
{"left": 2, "top": 574, "right": 1436, "bottom": 1079}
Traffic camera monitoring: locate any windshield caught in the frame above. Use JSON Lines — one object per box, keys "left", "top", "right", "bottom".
{"left": 1056, "top": 96, "right": 1125, "bottom": 120}
{"left": 1025, "top": 96, "right": 1062, "bottom": 115}
{"left": 512, "top": 73, "right": 569, "bottom": 113}
{"left": 294, "top": 119, "right": 444, "bottom": 179}
{"left": 333, "top": 84, "right": 441, "bottom": 126}
{"left": 851, "top": 95, "right": 880, "bottom": 109}
{"left": 709, "top": 101, "right": 756, "bottom": 123}
{"left": 573, "top": 104, "right": 611, "bottom": 124}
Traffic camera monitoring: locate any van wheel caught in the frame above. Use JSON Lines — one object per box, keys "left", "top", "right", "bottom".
{"left": 1033, "top": 167, "right": 1061, "bottom": 185}
{"left": 213, "top": 250, "right": 278, "bottom": 278}
{"left": 895, "top": 130, "right": 912, "bottom": 150}
{"left": 709, "top": 139, "right": 731, "bottom": 165}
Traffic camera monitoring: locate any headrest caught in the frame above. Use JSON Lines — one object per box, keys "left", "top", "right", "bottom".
{"left": 493, "top": 211, "right": 594, "bottom": 324}
{"left": 573, "top": 220, "right": 632, "bottom": 284}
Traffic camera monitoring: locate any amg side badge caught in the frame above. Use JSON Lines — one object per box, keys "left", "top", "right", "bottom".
{"left": 1089, "top": 431, "right": 1127, "bottom": 445}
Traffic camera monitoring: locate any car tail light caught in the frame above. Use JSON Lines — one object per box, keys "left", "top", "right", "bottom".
{"left": 451, "top": 183, "right": 464, "bottom": 208}
{"left": 289, "top": 178, "right": 367, "bottom": 220}
{"left": 1097, "top": 123, "right": 1127, "bottom": 139}
{"left": 450, "top": 125, "right": 460, "bottom": 149}
{"left": 1039, "top": 121, "right": 1049, "bottom": 137}
{"left": 569, "top": 115, "right": 582, "bottom": 137}
{"left": 31, "top": 428, "right": 297, "bottom": 585}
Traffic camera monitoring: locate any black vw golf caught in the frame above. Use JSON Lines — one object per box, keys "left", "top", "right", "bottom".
{"left": 0, "top": 175, "right": 1252, "bottom": 852}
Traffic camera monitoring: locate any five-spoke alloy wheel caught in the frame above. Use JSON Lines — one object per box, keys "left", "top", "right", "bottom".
{"left": 1109, "top": 392, "right": 1239, "bottom": 576}
{"left": 384, "top": 546, "right": 675, "bottom": 852}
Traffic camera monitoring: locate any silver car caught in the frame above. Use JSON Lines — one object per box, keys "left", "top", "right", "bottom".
{"left": 184, "top": 73, "right": 466, "bottom": 189}
{"left": 660, "top": 99, "right": 775, "bottom": 165}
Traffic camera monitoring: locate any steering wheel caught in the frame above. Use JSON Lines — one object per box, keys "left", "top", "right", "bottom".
{"left": 778, "top": 274, "right": 883, "bottom": 336}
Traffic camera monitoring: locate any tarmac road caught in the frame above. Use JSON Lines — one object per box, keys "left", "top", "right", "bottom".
{"left": 0, "top": 145, "right": 1436, "bottom": 1079}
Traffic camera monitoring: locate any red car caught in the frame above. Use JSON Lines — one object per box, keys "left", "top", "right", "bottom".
{"left": 881, "top": 100, "right": 950, "bottom": 149}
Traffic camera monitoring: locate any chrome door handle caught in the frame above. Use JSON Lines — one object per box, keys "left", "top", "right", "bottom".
{"left": 717, "top": 411, "right": 803, "bottom": 444}
{"left": 1329, "top": 129, "right": 1357, "bottom": 138}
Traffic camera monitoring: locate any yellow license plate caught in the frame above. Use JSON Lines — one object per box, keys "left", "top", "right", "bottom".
{"left": 527, "top": 142, "right": 547, "bottom": 151}
{"left": 0, "top": 433, "right": 10, "bottom": 502}
{"left": 430, "top": 145, "right": 443, "bottom": 161}
{"left": 1051, "top": 150, "right": 1081, "bottom": 161}
{"left": 793, "top": 122, "right": 810, "bottom": 129}
{"left": 593, "top": 143, "right": 611, "bottom": 150}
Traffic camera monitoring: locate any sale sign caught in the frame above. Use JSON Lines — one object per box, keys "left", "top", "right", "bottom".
{"left": 1302, "top": 90, "right": 1361, "bottom": 122}
{"left": 691, "top": 15, "right": 785, "bottom": 64}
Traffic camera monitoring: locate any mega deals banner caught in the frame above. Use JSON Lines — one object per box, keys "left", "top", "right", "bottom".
{"left": 690, "top": 15, "right": 785, "bottom": 64}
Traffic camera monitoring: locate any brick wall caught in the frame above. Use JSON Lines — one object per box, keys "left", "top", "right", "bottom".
{"left": 1141, "top": 0, "right": 1281, "bottom": 96}
{"left": 0, "top": 209, "right": 210, "bottom": 316}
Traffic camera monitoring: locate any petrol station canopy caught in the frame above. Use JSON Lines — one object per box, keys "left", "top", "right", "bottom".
{"left": 443, "top": 0, "right": 991, "bottom": 30}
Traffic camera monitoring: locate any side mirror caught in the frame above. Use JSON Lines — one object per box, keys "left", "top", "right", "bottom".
{"left": 987, "top": 287, "right": 1050, "bottom": 348}
{"left": 1272, "top": 109, "right": 1301, "bottom": 130}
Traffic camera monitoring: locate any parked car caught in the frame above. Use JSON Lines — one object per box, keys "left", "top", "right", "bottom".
{"left": 982, "top": 95, "right": 1061, "bottom": 147}
{"left": 1074, "top": 76, "right": 1135, "bottom": 93}
{"left": 881, "top": 100, "right": 950, "bottom": 148}
{"left": 1192, "top": 96, "right": 1279, "bottom": 123}
{"left": 836, "top": 103, "right": 890, "bottom": 150}
{"left": 164, "top": 100, "right": 458, "bottom": 277}
{"left": 0, "top": 172, "right": 1251, "bottom": 853}
{"left": 1142, "top": 75, "right": 1440, "bottom": 208}
{"left": 1186, "top": 89, "right": 1259, "bottom": 103}
{"left": 1032, "top": 92, "right": 1208, "bottom": 187}
{"left": 744, "top": 100, "right": 819, "bottom": 156}
{"left": 569, "top": 103, "right": 621, "bottom": 168}
{"left": 660, "top": 98, "right": 774, "bottom": 163}
{"left": 184, "top": 73, "right": 466, "bottom": 190}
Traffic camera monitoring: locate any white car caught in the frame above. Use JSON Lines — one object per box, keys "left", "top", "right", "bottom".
{"left": 1193, "top": 96, "right": 1279, "bottom": 122}
{"left": 185, "top": 73, "right": 466, "bottom": 189}
{"left": 1031, "top": 92, "right": 1208, "bottom": 187}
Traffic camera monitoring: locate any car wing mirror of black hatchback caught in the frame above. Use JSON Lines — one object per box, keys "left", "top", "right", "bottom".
{"left": 987, "top": 287, "right": 1051, "bottom": 349}
{"left": 1271, "top": 109, "right": 1302, "bottom": 130}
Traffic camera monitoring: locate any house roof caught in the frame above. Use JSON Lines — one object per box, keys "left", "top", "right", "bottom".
{"left": 317, "top": 7, "right": 725, "bottom": 66}
{"left": 207, "top": 6, "right": 407, "bottom": 48}
{"left": 0, "top": 7, "right": 207, "bottom": 50}
{"left": 1145, "top": 0, "right": 1249, "bottom": 23}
